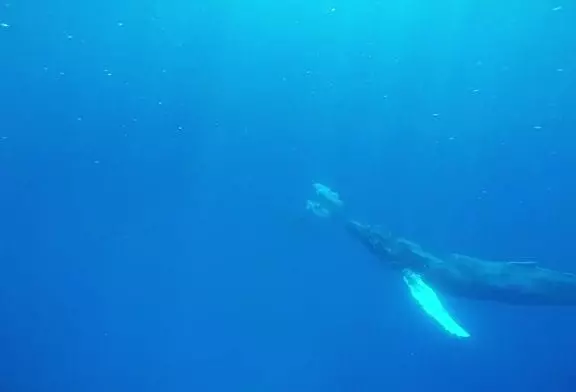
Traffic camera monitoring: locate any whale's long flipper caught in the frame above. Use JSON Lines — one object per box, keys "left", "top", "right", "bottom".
{"left": 402, "top": 270, "right": 470, "bottom": 339}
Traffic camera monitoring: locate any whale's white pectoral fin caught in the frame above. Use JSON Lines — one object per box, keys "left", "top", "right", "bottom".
{"left": 402, "top": 270, "right": 471, "bottom": 339}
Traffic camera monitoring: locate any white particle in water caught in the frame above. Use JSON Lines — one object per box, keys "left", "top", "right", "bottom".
{"left": 0, "top": 22, "right": 10, "bottom": 28}
{"left": 552, "top": 6, "right": 563, "bottom": 11}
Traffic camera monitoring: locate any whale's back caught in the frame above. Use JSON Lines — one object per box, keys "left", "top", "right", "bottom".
{"left": 424, "top": 255, "right": 576, "bottom": 306}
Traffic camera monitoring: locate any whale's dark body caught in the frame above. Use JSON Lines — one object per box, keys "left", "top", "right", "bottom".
{"left": 346, "top": 221, "right": 576, "bottom": 306}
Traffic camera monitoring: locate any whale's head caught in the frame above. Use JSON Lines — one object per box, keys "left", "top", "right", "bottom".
{"left": 346, "top": 221, "right": 398, "bottom": 264}
{"left": 346, "top": 221, "right": 430, "bottom": 271}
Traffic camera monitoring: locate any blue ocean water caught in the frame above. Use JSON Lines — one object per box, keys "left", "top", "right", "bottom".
{"left": 1, "top": 0, "right": 575, "bottom": 390}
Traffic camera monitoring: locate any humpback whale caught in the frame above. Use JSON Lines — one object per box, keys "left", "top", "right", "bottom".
{"left": 307, "top": 183, "right": 576, "bottom": 338}
{"left": 346, "top": 220, "right": 576, "bottom": 306}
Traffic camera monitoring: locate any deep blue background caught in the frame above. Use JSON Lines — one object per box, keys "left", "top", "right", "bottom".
{"left": 1, "top": 0, "right": 576, "bottom": 391}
